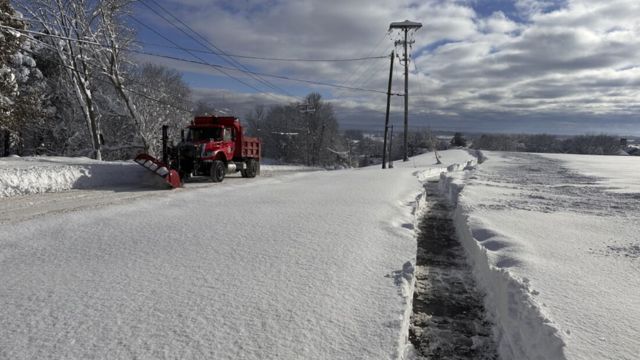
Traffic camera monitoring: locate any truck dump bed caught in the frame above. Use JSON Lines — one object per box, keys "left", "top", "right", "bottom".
{"left": 242, "top": 137, "right": 261, "bottom": 159}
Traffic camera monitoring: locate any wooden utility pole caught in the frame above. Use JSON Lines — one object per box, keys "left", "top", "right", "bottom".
{"left": 388, "top": 125, "right": 394, "bottom": 168}
{"left": 382, "top": 50, "right": 394, "bottom": 169}
{"left": 390, "top": 20, "right": 422, "bottom": 162}
{"left": 298, "top": 103, "right": 316, "bottom": 166}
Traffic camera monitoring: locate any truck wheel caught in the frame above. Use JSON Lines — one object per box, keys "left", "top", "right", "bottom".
{"left": 242, "top": 159, "right": 259, "bottom": 178}
{"left": 210, "top": 160, "right": 225, "bottom": 182}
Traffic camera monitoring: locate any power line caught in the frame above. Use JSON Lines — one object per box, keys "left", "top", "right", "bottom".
{"left": 136, "top": 41, "right": 389, "bottom": 62}
{"left": 0, "top": 24, "right": 102, "bottom": 47}
{"left": 133, "top": 49, "right": 398, "bottom": 95}
{"left": 3, "top": 25, "right": 396, "bottom": 96}
{"left": 5, "top": 26, "right": 193, "bottom": 114}
{"left": 3, "top": 23, "right": 402, "bottom": 106}
{"left": 353, "top": 51, "right": 395, "bottom": 90}
{"left": 7, "top": 15, "right": 390, "bottom": 63}
{"left": 138, "top": 0, "right": 294, "bottom": 99}
{"left": 341, "top": 31, "right": 391, "bottom": 87}
{"left": 128, "top": 15, "right": 284, "bottom": 100}
{"left": 3, "top": 24, "right": 408, "bottom": 133}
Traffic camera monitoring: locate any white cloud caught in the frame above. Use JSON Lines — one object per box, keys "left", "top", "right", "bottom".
{"left": 140, "top": 0, "right": 640, "bottom": 134}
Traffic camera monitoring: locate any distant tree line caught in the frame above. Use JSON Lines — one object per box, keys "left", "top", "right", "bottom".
{"left": 471, "top": 133, "right": 622, "bottom": 155}
{"left": 241, "top": 98, "right": 449, "bottom": 168}
{"left": 242, "top": 93, "right": 341, "bottom": 166}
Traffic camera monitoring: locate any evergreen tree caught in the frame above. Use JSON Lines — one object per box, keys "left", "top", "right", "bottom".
{"left": 0, "top": 0, "right": 47, "bottom": 155}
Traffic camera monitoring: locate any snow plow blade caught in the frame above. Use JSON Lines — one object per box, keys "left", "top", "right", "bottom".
{"left": 134, "top": 154, "right": 182, "bottom": 188}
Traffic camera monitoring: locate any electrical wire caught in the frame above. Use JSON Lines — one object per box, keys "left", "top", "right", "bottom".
{"left": 133, "top": 49, "right": 397, "bottom": 95}
{"left": 138, "top": 0, "right": 294, "bottom": 99}
{"left": 8, "top": 26, "right": 194, "bottom": 114}
{"left": 135, "top": 41, "right": 389, "bottom": 62}
{"left": 340, "top": 31, "right": 392, "bottom": 87}
{"left": 3, "top": 24, "right": 398, "bottom": 97}
{"left": 128, "top": 15, "right": 284, "bottom": 100}
{"left": 6, "top": 15, "right": 390, "bottom": 62}
{"left": 348, "top": 44, "right": 395, "bottom": 89}
{"left": 353, "top": 52, "right": 394, "bottom": 90}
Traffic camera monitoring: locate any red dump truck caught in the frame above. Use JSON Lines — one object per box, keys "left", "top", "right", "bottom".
{"left": 135, "top": 115, "right": 261, "bottom": 188}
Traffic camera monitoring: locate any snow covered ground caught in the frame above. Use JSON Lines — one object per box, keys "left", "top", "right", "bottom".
{"left": 5, "top": 150, "right": 635, "bottom": 359}
{"left": 0, "top": 150, "right": 476, "bottom": 359}
{"left": 440, "top": 151, "right": 640, "bottom": 360}
{"left": 0, "top": 156, "right": 321, "bottom": 198}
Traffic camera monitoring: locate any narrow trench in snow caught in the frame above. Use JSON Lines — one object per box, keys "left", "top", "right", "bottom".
{"left": 409, "top": 181, "right": 497, "bottom": 359}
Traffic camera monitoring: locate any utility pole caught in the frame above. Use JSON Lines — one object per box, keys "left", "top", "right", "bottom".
{"left": 388, "top": 125, "right": 394, "bottom": 168}
{"left": 390, "top": 20, "right": 422, "bottom": 162}
{"left": 382, "top": 50, "right": 394, "bottom": 169}
{"left": 298, "top": 103, "right": 316, "bottom": 166}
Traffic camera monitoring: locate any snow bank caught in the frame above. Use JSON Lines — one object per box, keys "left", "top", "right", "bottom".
{"left": 398, "top": 152, "right": 480, "bottom": 359}
{"left": 439, "top": 164, "right": 566, "bottom": 359}
{"left": 0, "top": 157, "right": 323, "bottom": 198}
{"left": 0, "top": 156, "right": 162, "bottom": 197}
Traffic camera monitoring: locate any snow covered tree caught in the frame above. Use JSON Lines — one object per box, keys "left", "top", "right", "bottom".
{"left": 0, "top": 0, "right": 48, "bottom": 155}
{"left": 28, "top": 42, "right": 92, "bottom": 156}
{"left": 88, "top": 0, "right": 155, "bottom": 153}
{"left": 128, "top": 63, "right": 191, "bottom": 156}
{"left": 17, "top": 0, "right": 105, "bottom": 159}
{"left": 0, "top": 0, "right": 24, "bottom": 131}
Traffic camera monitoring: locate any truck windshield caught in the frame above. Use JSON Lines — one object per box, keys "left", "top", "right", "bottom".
{"left": 187, "top": 127, "right": 223, "bottom": 142}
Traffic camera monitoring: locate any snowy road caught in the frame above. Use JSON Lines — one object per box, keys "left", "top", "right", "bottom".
{"left": 0, "top": 150, "right": 476, "bottom": 359}
{"left": 0, "top": 168, "right": 314, "bottom": 224}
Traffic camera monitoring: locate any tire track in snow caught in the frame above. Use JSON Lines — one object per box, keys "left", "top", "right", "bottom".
{"left": 409, "top": 181, "right": 497, "bottom": 359}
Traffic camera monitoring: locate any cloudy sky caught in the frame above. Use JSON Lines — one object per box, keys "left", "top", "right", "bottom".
{"left": 132, "top": 0, "right": 640, "bottom": 135}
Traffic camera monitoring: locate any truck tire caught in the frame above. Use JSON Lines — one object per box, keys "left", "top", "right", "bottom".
{"left": 241, "top": 159, "right": 259, "bottom": 178}
{"left": 211, "top": 160, "right": 225, "bottom": 182}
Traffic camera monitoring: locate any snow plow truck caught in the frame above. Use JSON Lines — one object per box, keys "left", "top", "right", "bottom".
{"left": 135, "top": 115, "right": 261, "bottom": 188}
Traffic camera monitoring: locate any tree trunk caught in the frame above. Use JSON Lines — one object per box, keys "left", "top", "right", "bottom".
{"left": 3, "top": 130, "right": 10, "bottom": 157}
{"left": 111, "top": 75, "right": 149, "bottom": 154}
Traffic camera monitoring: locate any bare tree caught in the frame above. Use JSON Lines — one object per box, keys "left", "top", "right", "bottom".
{"left": 129, "top": 63, "right": 191, "bottom": 156}
{"left": 244, "top": 104, "right": 265, "bottom": 137}
{"left": 17, "top": 0, "right": 104, "bottom": 159}
{"left": 88, "top": 0, "right": 152, "bottom": 152}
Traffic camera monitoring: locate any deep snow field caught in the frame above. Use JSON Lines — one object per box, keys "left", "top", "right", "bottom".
{"left": 1, "top": 150, "right": 638, "bottom": 359}
{"left": 440, "top": 152, "right": 640, "bottom": 360}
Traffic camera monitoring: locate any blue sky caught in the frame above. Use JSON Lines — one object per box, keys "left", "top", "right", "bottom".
{"left": 130, "top": 0, "right": 640, "bottom": 135}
